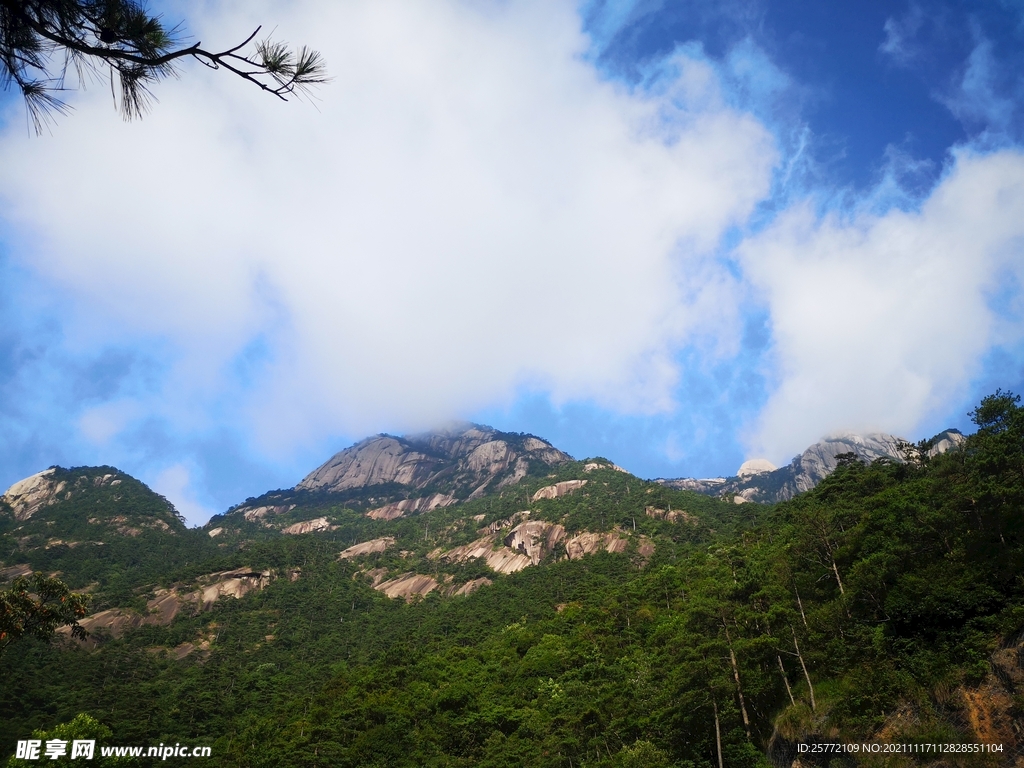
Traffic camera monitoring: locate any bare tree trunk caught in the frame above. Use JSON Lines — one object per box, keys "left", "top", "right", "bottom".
{"left": 712, "top": 695, "right": 724, "bottom": 768}
{"left": 792, "top": 627, "right": 816, "bottom": 711}
{"left": 777, "top": 654, "right": 796, "bottom": 705}
{"left": 723, "top": 620, "right": 752, "bottom": 740}
{"left": 831, "top": 559, "right": 845, "bottom": 595}
{"left": 794, "top": 584, "right": 809, "bottom": 628}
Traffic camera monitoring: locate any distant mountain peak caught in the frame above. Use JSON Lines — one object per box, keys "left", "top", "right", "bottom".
{"left": 736, "top": 459, "right": 776, "bottom": 478}
{"left": 296, "top": 423, "right": 572, "bottom": 500}
{"left": 660, "top": 428, "right": 966, "bottom": 504}
{"left": 0, "top": 465, "right": 185, "bottom": 554}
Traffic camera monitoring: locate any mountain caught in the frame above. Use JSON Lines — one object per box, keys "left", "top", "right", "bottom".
{"left": 0, "top": 465, "right": 185, "bottom": 540}
{"left": 3, "top": 395, "right": 1022, "bottom": 768}
{"left": 0, "top": 465, "right": 227, "bottom": 614}
{"left": 660, "top": 428, "right": 966, "bottom": 504}
{"left": 220, "top": 423, "right": 573, "bottom": 532}
{"left": 298, "top": 422, "right": 571, "bottom": 497}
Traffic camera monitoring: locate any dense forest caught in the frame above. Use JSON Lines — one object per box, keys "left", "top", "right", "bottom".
{"left": 2, "top": 392, "right": 1024, "bottom": 767}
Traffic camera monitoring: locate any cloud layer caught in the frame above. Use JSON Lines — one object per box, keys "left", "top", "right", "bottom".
{"left": 0, "top": 0, "right": 775, "bottom": 453}
{"left": 2, "top": 0, "right": 1024, "bottom": 522}
{"left": 741, "top": 149, "right": 1024, "bottom": 462}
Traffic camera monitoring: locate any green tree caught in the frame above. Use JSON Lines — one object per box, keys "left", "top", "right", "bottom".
{"left": 0, "top": 573, "right": 89, "bottom": 657}
{"left": 1, "top": 0, "right": 327, "bottom": 129}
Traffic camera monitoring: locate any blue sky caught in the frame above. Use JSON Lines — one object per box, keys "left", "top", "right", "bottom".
{"left": 1, "top": 0, "right": 1023, "bottom": 524}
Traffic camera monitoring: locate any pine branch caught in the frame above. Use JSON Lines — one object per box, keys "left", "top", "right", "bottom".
{"left": 0, "top": 0, "right": 328, "bottom": 130}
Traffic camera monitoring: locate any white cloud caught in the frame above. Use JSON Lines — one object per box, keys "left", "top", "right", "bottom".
{"left": 0, "top": 0, "right": 775, "bottom": 452}
{"left": 150, "top": 463, "right": 217, "bottom": 526}
{"left": 77, "top": 400, "right": 143, "bottom": 445}
{"left": 740, "top": 149, "right": 1024, "bottom": 463}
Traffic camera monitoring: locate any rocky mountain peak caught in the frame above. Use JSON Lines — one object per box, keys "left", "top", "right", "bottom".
{"left": 296, "top": 423, "right": 571, "bottom": 500}
{"left": 0, "top": 465, "right": 184, "bottom": 541}
{"left": 660, "top": 428, "right": 966, "bottom": 504}
{"left": 736, "top": 459, "right": 776, "bottom": 479}
{"left": 2, "top": 467, "right": 67, "bottom": 521}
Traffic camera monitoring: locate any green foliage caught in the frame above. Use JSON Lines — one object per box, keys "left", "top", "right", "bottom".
{"left": 0, "top": 573, "right": 89, "bottom": 657}
{"left": 5, "top": 713, "right": 133, "bottom": 767}
{"left": 3, "top": 393, "right": 1024, "bottom": 766}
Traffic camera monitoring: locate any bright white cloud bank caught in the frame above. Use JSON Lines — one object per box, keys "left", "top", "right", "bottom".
{"left": 742, "top": 149, "right": 1024, "bottom": 462}
{"left": 0, "top": 0, "right": 774, "bottom": 450}
{"left": 2, "top": 0, "right": 1023, "bottom": 485}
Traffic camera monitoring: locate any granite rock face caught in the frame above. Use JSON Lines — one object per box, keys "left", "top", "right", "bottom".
{"left": 659, "top": 429, "right": 965, "bottom": 504}
{"left": 58, "top": 567, "right": 288, "bottom": 648}
{"left": 365, "top": 493, "right": 455, "bottom": 521}
{"left": 2, "top": 469, "right": 128, "bottom": 522}
{"left": 785, "top": 432, "right": 906, "bottom": 496}
{"left": 737, "top": 459, "right": 776, "bottom": 478}
{"left": 282, "top": 517, "right": 336, "bottom": 535}
{"left": 531, "top": 479, "right": 587, "bottom": 501}
{"left": 338, "top": 537, "right": 395, "bottom": 559}
{"left": 2, "top": 467, "right": 183, "bottom": 547}
{"left": 927, "top": 429, "right": 966, "bottom": 457}
{"left": 297, "top": 423, "right": 571, "bottom": 501}
{"left": 2, "top": 468, "right": 67, "bottom": 521}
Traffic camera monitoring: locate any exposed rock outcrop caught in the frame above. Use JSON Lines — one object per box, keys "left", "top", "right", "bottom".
{"left": 737, "top": 459, "right": 776, "bottom": 478}
{"left": 374, "top": 573, "right": 440, "bottom": 601}
{"left": 2, "top": 469, "right": 66, "bottom": 521}
{"left": 584, "top": 461, "right": 628, "bottom": 473}
{"left": 239, "top": 504, "right": 295, "bottom": 523}
{"left": 281, "top": 517, "right": 335, "bottom": 535}
{"left": 660, "top": 429, "right": 965, "bottom": 504}
{"left": 366, "top": 493, "right": 455, "bottom": 521}
{"left": 195, "top": 568, "right": 275, "bottom": 607}
{"left": 2, "top": 469, "right": 133, "bottom": 522}
{"left": 478, "top": 511, "right": 530, "bottom": 535}
{"left": 437, "top": 515, "right": 568, "bottom": 574}
{"left": 297, "top": 423, "right": 571, "bottom": 500}
{"left": 371, "top": 572, "right": 493, "bottom": 601}
{"left": 59, "top": 567, "right": 282, "bottom": 648}
{"left": 0, "top": 563, "right": 33, "bottom": 581}
{"left": 504, "top": 520, "right": 566, "bottom": 565}
{"left": 338, "top": 537, "right": 395, "bottom": 559}
{"left": 532, "top": 479, "right": 587, "bottom": 501}
{"left": 443, "top": 537, "right": 534, "bottom": 574}
{"left": 783, "top": 432, "right": 905, "bottom": 495}
{"left": 564, "top": 530, "right": 629, "bottom": 559}
{"left": 2, "top": 467, "right": 182, "bottom": 538}
{"left": 770, "top": 627, "right": 1024, "bottom": 767}
{"left": 445, "top": 577, "right": 492, "bottom": 597}
{"left": 437, "top": 516, "right": 631, "bottom": 573}
{"left": 644, "top": 505, "right": 695, "bottom": 524}
{"left": 927, "top": 428, "right": 966, "bottom": 457}
{"left": 87, "top": 515, "right": 171, "bottom": 537}
{"left": 662, "top": 477, "right": 727, "bottom": 494}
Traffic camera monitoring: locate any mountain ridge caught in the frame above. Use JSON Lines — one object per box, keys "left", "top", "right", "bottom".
{"left": 296, "top": 422, "right": 572, "bottom": 497}
{"left": 2, "top": 391, "right": 1022, "bottom": 768}
{"left": 658, "top": 427, "right": 965, "bottom": 504}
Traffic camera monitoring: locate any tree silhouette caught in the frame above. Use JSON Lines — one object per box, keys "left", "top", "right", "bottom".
{"left": 0, "top": 0, "right": 327, "bottom": 131}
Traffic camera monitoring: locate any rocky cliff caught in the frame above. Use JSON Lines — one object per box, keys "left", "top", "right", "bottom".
{"left": 297, "top": 423, "right": 571, "bottom": 500}
{"left": 660, "top": 429, "right": 965, "bottom": 504}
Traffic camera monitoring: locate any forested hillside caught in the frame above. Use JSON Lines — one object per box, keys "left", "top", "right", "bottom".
{"left": 2, "top": 393, "right": 1024, "bottom": 767}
